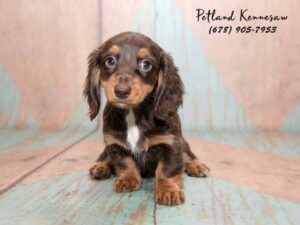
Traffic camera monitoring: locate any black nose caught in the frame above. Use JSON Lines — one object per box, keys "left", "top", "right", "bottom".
{"left": 114, "top": 86, "right": 131, "bottom": 99}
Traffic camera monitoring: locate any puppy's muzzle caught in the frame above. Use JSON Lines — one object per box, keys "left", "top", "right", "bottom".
{"left": 114, "top": 74, "right": 132, "bottom": 99}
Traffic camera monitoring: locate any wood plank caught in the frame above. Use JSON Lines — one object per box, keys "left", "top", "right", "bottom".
{"left": 0, "top": 0, "right": 101, "bottom": 129}
{"left": 0, "top": 172, "right": 156, "bottom": 225}
{"left": 191, "top": 130, "right": 300, "bottom": 159}
{"left": 0, "top": 135, "right": 300, "bottom": 224}
{"left": 175, "top": 0, "right": 300, "bottom": 131}
{"left": 0, "top": 128, "right": 94, "bottom": 153}
{"left": 17, "top": 139, "right": 102, "bottom": 186}
{"left": 0, "top": 172, "right": 299, "bottom": 225}
{"left": 188, "top": 137, "right": 300, "bottom": 203}
{"left": 2, "top": 136, "right": 299, "bottom": 204}
{"left": 0, "top": 128, "right": 98, "bottom": 194}
{"left": 156, "top": 176, "right": 300, "bottom": 225}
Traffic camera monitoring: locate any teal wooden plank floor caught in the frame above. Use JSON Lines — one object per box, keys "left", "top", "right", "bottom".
{"left": 0, "top": 128, "right": 300, "bottom": 225}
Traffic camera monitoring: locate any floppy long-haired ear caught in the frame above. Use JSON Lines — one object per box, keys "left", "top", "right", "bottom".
{"left": 154, "top": 52, "right": 184, "bottom": 120}
{"left": 83, "top": 47, "right": 102, "bottom": 121}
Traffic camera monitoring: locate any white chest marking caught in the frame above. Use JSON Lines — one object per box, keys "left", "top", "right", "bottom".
{"left": 126, "top": 109, "right": 140, "bottom": 151}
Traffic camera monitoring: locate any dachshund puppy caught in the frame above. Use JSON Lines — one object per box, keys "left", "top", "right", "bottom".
{"left": 84, "top": 32, "right": 209, "bottom": 206}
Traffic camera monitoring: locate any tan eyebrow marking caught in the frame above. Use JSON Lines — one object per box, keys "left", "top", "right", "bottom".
{"left": 109, "top": 45, "right": 120, "bottom": 55}
{"left": 137, "top": 48, "right": 149, "bottom": 58}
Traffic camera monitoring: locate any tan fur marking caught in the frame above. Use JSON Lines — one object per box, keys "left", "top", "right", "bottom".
{"left": 101, "top": 74, "right": 118, "bottom": 102}
{"left": 157, "top": 71, "right": 163, "bottom": 89}
{"left": 146, "top": 134, "right": 175, "bottom": 149}
{"left": 104, "top": 133, "right": 175, "bottom": 153}
{"left": 155, "top": 162, "right": 184, "bottom": 205}
{"left": 89, "top": 158, "right": 111, "bottom": 180}
{"left": 185, "top": 159, "right": 210, "bottom": 177}
{"left": 155, "top": 162, "right": 183, "bottom": 190}
{"left": 130, "top": 76, "right": 154, "bottom": 104}
{"left": 101, "top": 74, "right": 154, "bottom": 106}
{"left": 104, "top": 134, "right": 130, "bottom": 149}
{"left": 115, "top": 158, "right": 140, "bottom": 178}
{"left": 91, "top": 68, "right": 100, "bottom": 85}
{"left": 133, "top": 135, "right": 175, "bottom": 152}
{"left": 182, "top": 151, "right": 191, "bottom": 163}
{"left": 113, "top": 157, "right": 141, "bottom": 192}
{"left": 154, "top": 71, "right": 164, "bottom": 107}
{"left": 109, "top": 45, "right": 120, "bottom": 55}
{"left": 137, "top": 48, "right": 149, "bottom": 58}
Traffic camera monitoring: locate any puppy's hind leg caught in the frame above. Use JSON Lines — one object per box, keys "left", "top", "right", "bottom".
{"left": 89, "top": 148, "right": 112, "bottom": 180}
{"left": 182, "top": 138, "right": 210, "bottom": 177}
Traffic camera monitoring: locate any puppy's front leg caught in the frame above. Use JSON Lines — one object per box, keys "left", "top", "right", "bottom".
{"left": 90, "top": 148, "right": 112, "bottom": 180}
{"left": 154, "top": 144, "right": 185, "bottom": 206}
{"left": 109, "top": 145, "right": 141, "bottom": 193}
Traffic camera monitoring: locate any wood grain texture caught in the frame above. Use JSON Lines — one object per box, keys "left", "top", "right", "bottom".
{"left": 189, "top": 130, "right": 300, "bottom": 158}
{"left": 175, "top": 0, "right": 300, "bottom": 131}
{"left": 1, "top": 135, "right": 299, "bottom": 202}
{"left": 0, "top": 171, "right": 299, "bottom": 225}
{"left": 0, "top": 134, "right": 299, "bottom": 224}
{"left": 188, "top": 137, "right": 300, "bottom": 203}
{"left": 0, "top": 0, "right": 101, "bottom": 129}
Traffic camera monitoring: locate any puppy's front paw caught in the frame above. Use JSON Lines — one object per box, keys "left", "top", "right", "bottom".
{"left": 185, "top": 160, "right": 210, "bottom": 177}
{"left": 155, "top": 189, "right": 185, "bottom": 206}
{"left": 113, "top": 177, "right": 141, "bottom": 193}
{"left": 89, "top": 162, "right": 111, "bottom": 180}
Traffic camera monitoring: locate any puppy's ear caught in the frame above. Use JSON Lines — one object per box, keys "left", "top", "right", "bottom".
{"left": 154, "top": 52, "right": 184, "bottom": 120}
{"left": 83, "top": 47, "right": 102, "bottom": 121}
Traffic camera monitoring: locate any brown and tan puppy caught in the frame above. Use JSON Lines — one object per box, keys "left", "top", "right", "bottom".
{"left": 84, "top": 32, "right": 209, "bottom": 206}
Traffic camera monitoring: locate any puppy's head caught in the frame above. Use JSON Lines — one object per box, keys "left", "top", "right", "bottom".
{"left": 84, "top": 32, "right": 184, "bottom": 121}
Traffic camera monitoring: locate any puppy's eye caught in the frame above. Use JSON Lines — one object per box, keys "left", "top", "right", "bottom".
{"left": 105, "top": 56, "right": 117, "bottom": 68}
{"left": 140, "top": 59, "right": 152, "bottom": 72}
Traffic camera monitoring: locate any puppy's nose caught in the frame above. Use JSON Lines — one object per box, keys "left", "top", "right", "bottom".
{"left": 114, "top": 85, "right": 131, "bottom": 99}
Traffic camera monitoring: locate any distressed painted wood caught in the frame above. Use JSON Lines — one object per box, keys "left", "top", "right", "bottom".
{"left": 0, "top": 0, "right": 101, "bottom": 129}
{"left": 1, "top": 136, "right": 300, "bottom": 202}
{"left": 0, "top": 135, "right": 300, "bottom": 224}
{"left": 189, "top": 130, "right": 300, "bottom": 158}
{"left": 0, "top": 171, "right": 299, "bottom": 225}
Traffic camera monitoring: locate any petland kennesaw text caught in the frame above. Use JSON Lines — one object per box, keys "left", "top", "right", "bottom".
{"left": 196, "top": 9, "right": 288, "bottom": 23}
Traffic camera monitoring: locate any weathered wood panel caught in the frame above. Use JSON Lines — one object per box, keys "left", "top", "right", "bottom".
{"left": 0, "top": 0, "right": 101, "bottom": 129}
{"left": 0, "top": 136, "right": 299, "bottom": 224}
{"left": 0, "top": 172, "right": 299, "bottom": 225}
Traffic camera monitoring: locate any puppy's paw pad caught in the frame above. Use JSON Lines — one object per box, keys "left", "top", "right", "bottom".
{"left": 185, "top": 160, "right": 210, "bottom": 177}
{"left": 113, "top": 178, "right": 141, "bottom": 193}
{"left": 89, "top": 163, "right": 111, "bottom": 180}
{"left": 155, "top": 189, "right": 185, "bottom": 206}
